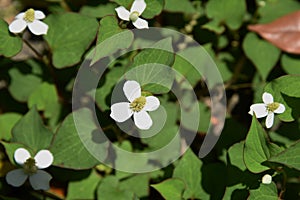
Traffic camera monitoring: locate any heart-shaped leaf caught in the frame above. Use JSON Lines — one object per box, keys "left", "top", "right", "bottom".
{"left": 44, "top": 13, "right": 98, "bottom": 68}
{"left": 248, "top": 10, "right": 300, "bottom": 54}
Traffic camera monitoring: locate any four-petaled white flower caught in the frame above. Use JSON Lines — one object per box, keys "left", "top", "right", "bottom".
{"left": 9, "top": 8, "right": 48, "bottom": 35}
{"left": 6, "top": 148, "right": 53, "bottom": 190}
{"left": 115, "top": 0, "right": 149, "bottom": 29}
{"left": 248, "top": 92, "right": 285, "bottom": 128}
{"left": 262, "top": 174, "right": 272, "bottom": 184}
{"left": 110, "top": 80, "right": 160, "bottom": 130}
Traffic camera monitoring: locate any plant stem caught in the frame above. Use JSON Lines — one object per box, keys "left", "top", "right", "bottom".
{"left": 22, "top": 38, "right": 43, "bottom": 59}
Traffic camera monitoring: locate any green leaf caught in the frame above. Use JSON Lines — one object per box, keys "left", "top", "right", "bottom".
{"left": 243, "top": 33, "right": 280, "bottom": 80}
{"left": 28, "top": 82, "right": 61, "bottom": 126}
{"left": 96, "top": 16, "right": 124, "bottom": 44}
{"left": 141, "top": 100, "right": 178, "bottom": 145}
{"left": 97, "top": 176, "right": 135, "bottom": 200}
{"left": 11, "top": 106, "right": 53, "bottom": 152}
{"left": 0, "top": 19, "right": 22, "bottom": 57}
{"left": 151, "top": 178, "right": 185, "bottom": 200}
{"left": 142, "top": 0, "right": 164, "bottom": 19}
{"left": 8, "top": 68, "right": 42, "bottom": 102}
{"left": 127, "top": 37, "right": 175, "bottom": 94}
{"left": 0, "top": 113, "right": 22, "bottom": 141}
{"left": 164, "top": 0, "right": 196, "bottom": 13}
{"left": 202, "top": 20, "right": 225, "bottom": 34}
{"left": 264, "top": 75, "right": 300, "bottom": 121}
{"left": 248, "top": 183, "right": 278, "bottom": 200}
{"left": 80, "top": 3, "right": 116, "bottom": 18}
{"left": 66, "top": 170, "right": 101, "bottom": 200}
{"left": 173, "top": 53, "right": 201, "bottom": 87}
{"left": 95, "top": 67, "right": 125, "bottom": 111}
{"left": 111, "top": 0, "right": 132, "bottom": 8}
{"left": 173, "top": 149, "right": 209, "bottom": 199}
{"left": 119, "top": 174, "right": 150, "bottom": 197}
{"left": 268, "top": 140, "right": 300, "bottom": 171}
{"left": 44, "top": 13, "right": 98, "bottom": 68}
{"left": 244, "top": 115, "right": 281, "bottom": 173}
{"left": 90, "top": 16, "right": 134, "bottom": 65}
{"left": 50, "top": 108, "right": 105, "bottom": 169}
{"left": 224, "top": 142, "right": 260, "bottom": 200}
{"left": 258, "top": 0, "right": 300, "bottom": 23}
{"left": 228, "top": 142, "right": 247, "bottom": 171}
{"left": 205, "top": 0, "right": 246, "bottom": 32}
{"left": 281, "top": 54, "right": 300, "bottom": 75}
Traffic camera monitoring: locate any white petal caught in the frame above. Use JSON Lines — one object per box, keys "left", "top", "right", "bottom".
{"left": 123, "top": 80, "right": 141, "bottom": 102}
{"left": 29, "top": 170, "right": 52, "bottom": 190}
{"left": 133, "top": 111, "right": 153, "bottom": 130}
{"left": 14, "top": 148, "right": 31, "bottom": 165}
{"left": 115, "top": 6, "right": 130, "bottom": 21}
{"left": 249, "top": 104, "right": 268, "bottom": 118}
{"left": 130, "top": 0, "right": 147, "bottom": 14}
{"left": 266, "top": 113, "right": 274, "bottom": 128}
{"left": 34, "top": 150, "right": 53, "bottom": 169}
{"left": 144, "top": 96, "right": 160, "bottom": 111}
{"left": 263, "top": 92, "right": 274, "bottom": 104}
{"left": 110, "top": 102, "right": 133, "bottom": 122}
{"left": 34, "top": 10, "right": 46, "bottom": 20}
{"left": 28, "top": 20, "right": 48, "bottom": 35}
{"left": 274, "top": 104, "right": 285, "bottom": 114}
{"left": 8, "top": 19, "right": 27, "bottom": 33}
{"left": 15, "top": 13, "right": 25, "bottom": 19}
{"left": 262, "top": 174, "right": 272, "bottom": 184}
{"left": 133, "top": 18, "right": 149, "bottom": 29}
{"left": 6, "top": 169, "right": 28, "bottom": 187}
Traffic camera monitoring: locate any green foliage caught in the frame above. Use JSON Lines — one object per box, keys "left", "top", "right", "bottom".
{"left": 0, "top": 19, "right": 22, "bottom": 57}
{"left": 243, "top": 33, "right": 280, "bottom": 81}
{"left": 268, "top": 140, "right": 300, "bottom": 171}
{"left": 50, "top": 109, "right": 101, "bottom": 169}
{"left": 11, "top": 107, "right": 54, "bottom": 153}
{"left": 151, "top": 178, "right": 185, "bottom": 200}
{"left": 264, "top": 75, "right": 300, "bottom": 121}
{"left": 244, "top": 116, "right": 282, "bottom": 173}
{"left": 44, "top": 13, "right": 99, "bottom": 68}
{"left": 0, "top": 113, "right": 21, "bottom": 141}
{"left": 164, "top": 0, "right": 196, "bottom": 13}
{"left": 205, "top": 0, "right": 246, "bottom": 33}
{"left": 248, "top": 183, "right": 278, "bottom": 200}
{"left": 66, "top": 170, "right": 100, "bottom": 200}
{"left": 1, "top": 0, "right": 300, "bottom": 199}
{"left": 173, "top": 149, "right": 209, "bottom": 199}
{"left": 142, "top": 0, "right": 164, "bottom": 19}
{"left": 8, "top": 68, "right": 42, "bottom": 102}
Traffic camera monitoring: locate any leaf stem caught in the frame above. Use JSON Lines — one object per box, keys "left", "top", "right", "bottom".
{"left": 278, "top": 170, "right": 287, "bottom": 199}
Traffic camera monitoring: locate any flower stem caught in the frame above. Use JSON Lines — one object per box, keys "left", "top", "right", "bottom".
{"left": 22, "top": 38, "right": 43, "bottom": 59}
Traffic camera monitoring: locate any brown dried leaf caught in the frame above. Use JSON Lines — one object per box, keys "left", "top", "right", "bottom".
{"left": 248, "top": 11, "right": 300, "bottom": 54}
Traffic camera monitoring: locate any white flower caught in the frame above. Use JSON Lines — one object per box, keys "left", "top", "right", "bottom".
{"left": 6, "top": 148, "right": 53, "bottom": 190}
{"left": 110, "top": 80, "right": 160, "bottom": 130}
{"left": 248, "top": 92, "right": 285, "bottom": 128}
{"left": 115, "top": 0, "right": 149, "bottom": 29}
{"left": 9, "top": 8, "right": 48, "bottom": 35}
{"left": 262, "top": 174, "right": 272, "bottom": 184}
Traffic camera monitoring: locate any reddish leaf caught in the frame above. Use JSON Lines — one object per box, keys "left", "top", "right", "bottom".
{"left": 248, "top": 11, "right": 300, "bottom": 54}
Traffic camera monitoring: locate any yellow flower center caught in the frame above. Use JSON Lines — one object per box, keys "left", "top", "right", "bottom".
{"left": 23, "top": 8, "right": 35, "bottom": 23}
{"left": 129, "top": 11, "right": 140, "bottom": 22}
{"left": 23, "top": 157, "right": 37, "bottom": 175}
{"left": 267, "top": 102, "right": 280, "bottom": 112}
{"left": 130, "top": 96, "right": 146, "bottom": 112}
